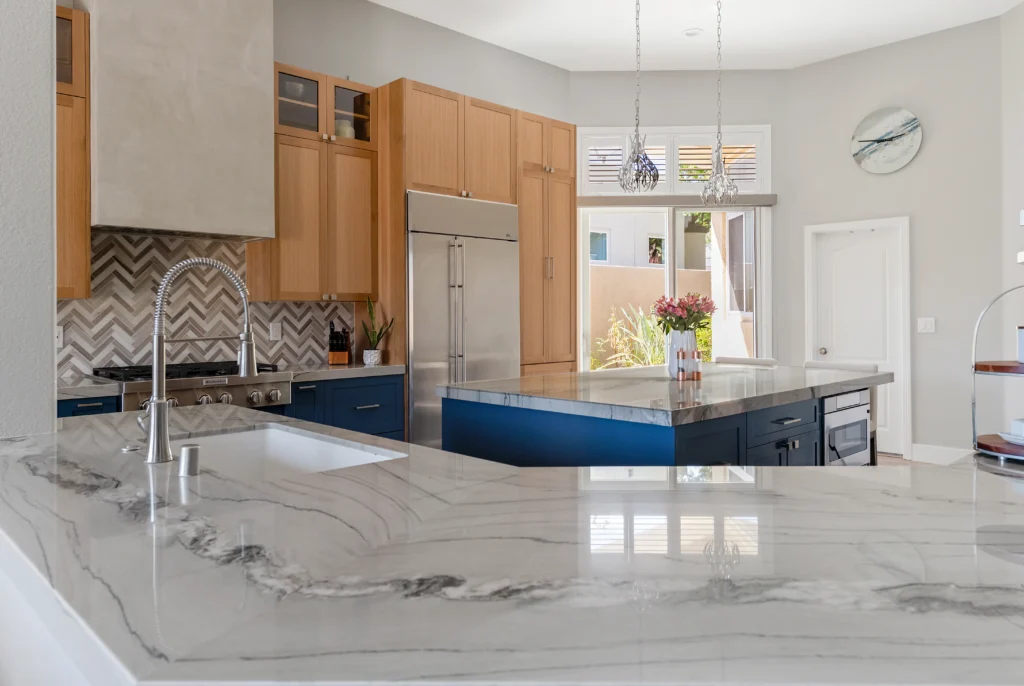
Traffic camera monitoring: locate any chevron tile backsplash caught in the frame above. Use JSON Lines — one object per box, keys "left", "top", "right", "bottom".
{"left": 56, "top": 233, "right": 354, "bottom": 377}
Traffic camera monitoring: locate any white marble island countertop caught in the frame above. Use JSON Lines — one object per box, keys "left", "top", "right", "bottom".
{"left": 2, "top": 406, "right": 1022, "bottom": 685}
{"left": 439, "top": 363, "right": 895, "bottom": 425}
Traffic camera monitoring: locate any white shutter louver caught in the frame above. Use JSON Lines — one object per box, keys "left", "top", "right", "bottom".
{"left": 587, "top": 145, "right": 623, "bottom": 184}
{"left": 679, "top": 145, "right": 757, "bottom": 184}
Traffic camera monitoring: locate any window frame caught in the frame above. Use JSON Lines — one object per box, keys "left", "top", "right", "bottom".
{"left": 588, "top": 229, "right": 609, "bottom": 263}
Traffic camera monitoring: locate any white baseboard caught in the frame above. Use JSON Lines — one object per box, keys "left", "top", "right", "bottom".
{"left": 909, "top": 443, "right": 974, "bottom": 466}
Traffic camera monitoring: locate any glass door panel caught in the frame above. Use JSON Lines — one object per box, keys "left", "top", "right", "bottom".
{"left": 333, "top": 84, "right": 371, "bottom": 144}
{"left": 278, "top": 71, "right": 320, "bottom": 133}
{"left": 56, "top": 16, "right": 73, "bottom": 85}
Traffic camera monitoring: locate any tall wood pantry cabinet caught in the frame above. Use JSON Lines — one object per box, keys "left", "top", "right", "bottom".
{"left": 517, "top": 112, "right": 577, "bottom": 373}
{"left": 247, "top": 64, "right": 378, "bottom": 303}
{"left": 56, "top": 7, "right": 91, "bottom": 300}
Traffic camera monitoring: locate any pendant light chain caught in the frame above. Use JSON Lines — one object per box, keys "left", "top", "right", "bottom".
{"left": 702, "top": 0, "right": 738, "bottom": 205}
{"left": 619, "top": 0, "right": 659, "bottom": 193}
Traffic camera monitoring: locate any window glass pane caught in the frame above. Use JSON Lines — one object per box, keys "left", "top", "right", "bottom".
{"left": 56, "top": 16, "right": 73, "bottom": 84}
{"left": 590, "top": 232, "right": 608, "bottom": 261}
{"left": 588, "top": 146, "right": 623, "bottom": 184}
{"left": 278, "top": 72, "right": 319, "bottom": 132}
{"left": 648, "top": 237, "right": 664, "bottom": 265}
{"left": 334, "top": 86, "right": 370, "bottom": 142}
{"left": 678, "top": 146, "right": 712, "bottom": 183}
{"left": 645, "top": 145, "right": 667, "bottom": 179}
{"left": 723, "top": 145, "right": 757, "bottom": 182}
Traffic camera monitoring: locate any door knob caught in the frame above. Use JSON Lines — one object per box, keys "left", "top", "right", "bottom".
{"left": 818, "top": 347, "right": 828, "bottom": 355}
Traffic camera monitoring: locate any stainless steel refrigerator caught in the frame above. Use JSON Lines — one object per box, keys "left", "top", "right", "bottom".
{"left": 407, "top": 190, "right": 520, "bottom": 447}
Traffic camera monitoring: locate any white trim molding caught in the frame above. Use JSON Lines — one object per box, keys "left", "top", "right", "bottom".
{"left": 803, "top": 217, "right": 913, "bottom": 460}
{"left": 909, "top": 444, "right": 974, "bottom": 466}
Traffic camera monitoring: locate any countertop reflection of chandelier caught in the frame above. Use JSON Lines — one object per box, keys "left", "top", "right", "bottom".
{"left": 618, "top": 0, "right": 659, "bottom": 193}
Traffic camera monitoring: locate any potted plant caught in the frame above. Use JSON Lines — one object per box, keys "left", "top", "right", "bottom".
{"left": 653, "top": 294, "right": 716, "bottom": 379}
{"left": 361, "top": 297, "right": 393, "bottom": 367}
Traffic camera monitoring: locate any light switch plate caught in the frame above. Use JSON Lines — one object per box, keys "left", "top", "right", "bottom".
{"left": 917, "top": 317, "right": 936, "bottom": 334}
{"left": 56, "top": 325, "right": 64, "bottom": 349}
{"left": 269, "top": 322, "right": 282, "bottom": 341}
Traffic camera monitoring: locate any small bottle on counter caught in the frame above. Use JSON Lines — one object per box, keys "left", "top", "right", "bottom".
{"left": 693, "top": 350, "right": 703, "bottom": 381}
{"left": 676, "top": 349, "right": 686, "bottom": 382}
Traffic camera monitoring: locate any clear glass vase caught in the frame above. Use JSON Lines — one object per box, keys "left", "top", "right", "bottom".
{"left": 667, "top": 329, "right": 698, "bottom": 379}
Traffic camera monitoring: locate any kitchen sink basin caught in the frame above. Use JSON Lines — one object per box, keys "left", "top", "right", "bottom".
{"left": 170, "top": 427, "right": 406, "bottom": 478}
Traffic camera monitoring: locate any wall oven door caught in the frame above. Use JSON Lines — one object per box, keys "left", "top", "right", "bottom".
{"left": 824, "top": 404, "right": 871, "bottom": 466}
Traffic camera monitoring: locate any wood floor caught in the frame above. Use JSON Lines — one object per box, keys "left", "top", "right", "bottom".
{"left": 877, "top": 452, "right": 910, "bottom": 466}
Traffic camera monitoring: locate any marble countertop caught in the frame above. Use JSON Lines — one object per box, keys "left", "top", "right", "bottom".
{"left": 440, "top": 363, "right": 895, "bottom": 426}
{"left": 57, "top": 374, "right": 122, "bottom": 400}
{"left": 270, "top": 362, "right": 405, "bottom": 382}
{"left": 2, "top": 406, "right": 1022, "bottom": 685}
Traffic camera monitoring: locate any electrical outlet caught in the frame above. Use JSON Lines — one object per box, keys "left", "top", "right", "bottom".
{"left": 917, "top": 317, "right": 936, "bottom": 334}
{"left": 56, "top": 325, "right": 64, "bottom": 349}
{"left": 269, "top": 322, "right": 282, "bottom": 341}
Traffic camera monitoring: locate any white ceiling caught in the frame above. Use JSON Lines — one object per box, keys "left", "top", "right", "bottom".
{"left": 367, "top": 0, "right": 1022, "bottom": 71}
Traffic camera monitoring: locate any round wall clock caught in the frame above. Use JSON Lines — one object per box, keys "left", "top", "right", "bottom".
{"left": 850, "top": 107, "right": 923, "bottom": 174}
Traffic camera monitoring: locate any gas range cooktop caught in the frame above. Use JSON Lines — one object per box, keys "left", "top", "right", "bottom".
{"left": 93, "top": 361, "right": 278, "bottom": 382}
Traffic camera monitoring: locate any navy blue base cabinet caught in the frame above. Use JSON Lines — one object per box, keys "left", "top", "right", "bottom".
{"left": 57, "top": 396, "right": 120, "bottom": 418}
{"left": 283, "top": 375, "right": 404, "bottom": 440}
{"left": 441, "top": 397, "right": 821, "bottom": 468}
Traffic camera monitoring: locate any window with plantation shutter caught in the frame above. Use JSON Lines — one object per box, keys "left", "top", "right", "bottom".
{"left": 678, "top": 146, "right": 713, "bottom": 183}
{"left": 723, "top": 144, "right": 757, "bottom": 182}
{"left": 587, "top": 145, "right": 623, "bottom": 184}
{"left": 645, "top": 144, "right": 667, "bottom": 179}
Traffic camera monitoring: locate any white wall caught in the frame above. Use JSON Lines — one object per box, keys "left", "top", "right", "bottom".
{"left": 274, "top": 0, "right": 572, "bottom": 121}
{"left": 570, "top": 20, "right": 1004, "bottom": 449}
{"left": 0, "top": 0, "right": 55, "bottom": 437}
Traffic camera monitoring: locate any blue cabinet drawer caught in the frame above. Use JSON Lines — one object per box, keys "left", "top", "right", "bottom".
{"left": 286, "top": 382, "right": 323, "bottom": 423}
{"left": 747, "top": 399, "right": 818, "bottom": 446}
{"left": 376, "top": 429, "right": 406, "bottom": 441}
{"left": 323, "top": 376, "right": 404, "bottom": 435}
{"left": 57, "top": 396, "right": 120, "bottom": 418}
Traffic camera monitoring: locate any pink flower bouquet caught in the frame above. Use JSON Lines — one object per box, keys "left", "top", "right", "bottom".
{"left": 653, "top": 294, "right": 716, "bottom": 334}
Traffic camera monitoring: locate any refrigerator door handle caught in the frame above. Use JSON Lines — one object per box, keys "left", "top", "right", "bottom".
{"left": 457, "top": 239, "right": 467, "bottom": 382}
{"left": 448, "top": 239, "right": 458, "bottom": 384}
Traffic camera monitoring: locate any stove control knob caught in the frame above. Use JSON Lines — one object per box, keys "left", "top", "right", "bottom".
{"left": 248, "top": 390, "right": 265, "bottom": 405}
{"left": 197, "top": 394, "right": 214, "bottom": 405}
{"left": 267, "top": 388, "right": 281, "bottom": 403}
{"left": 167, "top": 397, "right": 180, "bottom": 408}
{"left": 218, "top": 392, "right": 234, "bottom": 404}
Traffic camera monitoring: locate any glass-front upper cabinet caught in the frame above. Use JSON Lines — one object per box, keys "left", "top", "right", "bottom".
{"left": 56, "top": 7, "right": 88, "bottom": 98}
{"left": 275, "top": 63, "right": 328, "bottom": 141}
{"left": 329, "top": 77, "right": 376, "bottom": 151}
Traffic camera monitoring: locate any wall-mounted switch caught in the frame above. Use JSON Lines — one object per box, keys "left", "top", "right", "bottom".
{"left": 917, "top": 317, "right": 936, "bottom": 334}
{"left": 269, "top": 322, "right": 282, "bottom": 341}
{"left": 56, "top": 325, "right": 64, "bottom": 349}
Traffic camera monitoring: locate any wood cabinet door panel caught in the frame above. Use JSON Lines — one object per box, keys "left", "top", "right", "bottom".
{"left": 325, "top": 145, "right": 377, "bottom": 299}
{"left": 405, "top": 82, "right": 462, "bottom": 196}
{"left": 517, "top": 111, "right": 545, "bottom": 172}
{"left": 521, "top": 362, "right": 574, "bottom": 377}
{"left": 548, "top": 120, "right": 576, "bottom": 177}
{"left": 276, "top": 135, "right": 325, "bottom": 300}
{"left": 56, "top": 94, "right": 90, "bottom": 299}
{"left": 328, "top": 77, "right": 376, "bottom": 151}
{"left": 464, "top": 98, "right": 516, "bottom": 203}
{"left": 56, "top": 7, "right": 88, "bottom": 98}
{"left": 544, "top": 175, "right": 575, "bottom": 363}
{"left": 519, "top": 169, "right": 547, "bottom": 365}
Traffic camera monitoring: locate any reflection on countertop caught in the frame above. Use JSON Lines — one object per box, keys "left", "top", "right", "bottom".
{"left": 274, "top": 361, "right": 405, "bottom": 382}
{"left": 56, "top": 373, "right": 122, "bottom": 400}
{"left": 1, "top": 406, "right": 1023, "bottom": 685}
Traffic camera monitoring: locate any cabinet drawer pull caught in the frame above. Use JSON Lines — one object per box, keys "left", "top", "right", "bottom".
{"left": 355, "top": 404, "right": 381, "bottom": 411}
{"left": 771, "top": 417, "right": 801, "bottom": 426}
{"left": 297, "top": 385, "right": 316, "bottom": 391}
{"left": 76, "top": 402, "right": 104, "bottom": 408}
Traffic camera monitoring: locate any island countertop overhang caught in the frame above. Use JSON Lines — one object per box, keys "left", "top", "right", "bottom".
{"left": 438, "top": 363, "right": 895, "bottom": 426}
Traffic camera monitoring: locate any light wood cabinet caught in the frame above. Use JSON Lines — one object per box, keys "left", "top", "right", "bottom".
{"left": 517, "top": 113, "right": 577, "bottom": 370}
{"left": 521, "top": 361, "right": 575, "bottom": 377}
{"left": 275, "top": 63, "right": 328, "bottom": 142}
{"left": 56, "top": 93, "right": 90, "bottom": 300}
{"left": 247, "top": 135, "right": 378, "bottom": 303}
{"left": 517, "top": 111, "right": 575, "bottom": 177}
{"left": 56, "top": 7, "right": 90, "bottom": 300}
{"left": 329, "top": 76, "right": 377, "bottom": 151}
{"left": 402, "top": 81, "right": 516, "bottom": 202}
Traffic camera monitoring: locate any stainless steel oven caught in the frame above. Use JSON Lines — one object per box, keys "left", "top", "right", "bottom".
{"left": 823, "top": 390, "right": 871, "bottom": 466}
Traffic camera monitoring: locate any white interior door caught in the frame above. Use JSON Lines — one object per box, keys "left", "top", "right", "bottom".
{"left": 808, "top": 220, "right": 907, "bottom": 455}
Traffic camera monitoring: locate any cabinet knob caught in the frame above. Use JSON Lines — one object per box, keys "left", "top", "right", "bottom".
{"left": 330, "top": 294, "right": 337, "bottom": 301}
{"left": 321, "top": 133, "right": 328, "bottom": 141}
{"left": 322, "top": 294, "right": 330, "bottom": 301}
{"left": 330, "top": 134, "right": 337, "bottom": 141}
{"left": 818, "top": 347, "right": 828, "bottom": 355}
{"left": 467, "top": 191, "right": 474, "bottom": 198}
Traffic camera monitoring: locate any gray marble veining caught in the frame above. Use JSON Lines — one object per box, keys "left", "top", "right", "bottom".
{"left": 1, "top": 406, "right": 1022, "bottom": 685}
{"left": 439, "top": 363, "right": 894, "bottom": 426}
{"left": 57, "top": 374, "right": 123, "bottom": 401}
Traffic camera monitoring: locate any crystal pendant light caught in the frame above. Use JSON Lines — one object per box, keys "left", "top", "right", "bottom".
{"left": 701, "top": 0, "right": 738, "bottom": 205}
{"left": 618, "top": 0, "right": 659, "bottom": 193}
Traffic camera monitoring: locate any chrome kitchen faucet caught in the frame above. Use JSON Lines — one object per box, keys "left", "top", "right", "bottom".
{"left": 143, "top": 258, "right": 257, "bottom": 464}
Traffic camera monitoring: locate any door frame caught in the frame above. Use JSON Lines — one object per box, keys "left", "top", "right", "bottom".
{"left": 803, "top": 216, "right": 913, "bottom": 460}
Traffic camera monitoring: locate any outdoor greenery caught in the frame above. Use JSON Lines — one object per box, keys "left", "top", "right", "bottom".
{"left": 591, "top": 305, "right": 712, "bottom": 370}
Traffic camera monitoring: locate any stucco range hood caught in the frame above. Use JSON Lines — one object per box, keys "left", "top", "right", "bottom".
{"left": 80, "top": 0, "right": 275, "bottom": 240}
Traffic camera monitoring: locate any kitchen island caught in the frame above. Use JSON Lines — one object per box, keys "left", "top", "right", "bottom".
{"left": 439, "top": 363, "right": 894, "bottom": 467}
{"left": 0, "top": 406, "right": 1017, "bottom": 686}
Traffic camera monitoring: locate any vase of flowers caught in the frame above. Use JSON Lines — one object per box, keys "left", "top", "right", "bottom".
{"left": 654, "top": 294, "right": 716, "bottom": 379}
